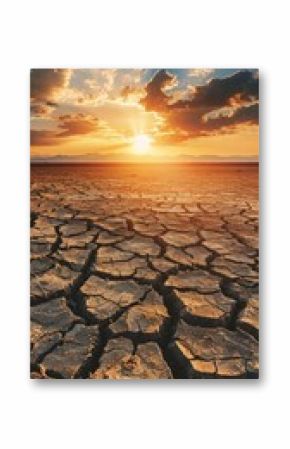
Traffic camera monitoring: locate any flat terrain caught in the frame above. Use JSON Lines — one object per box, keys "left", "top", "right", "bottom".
{"left": 30, "top": 163, "right": 259, "bottom": 379}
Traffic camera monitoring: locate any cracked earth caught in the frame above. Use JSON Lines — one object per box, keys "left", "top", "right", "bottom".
{"left": 30, "top": 163, "right": 259, "bottom": 379}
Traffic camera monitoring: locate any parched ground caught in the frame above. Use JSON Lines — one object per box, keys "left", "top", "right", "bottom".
{"left": 30, "top": 163, "right": 259, "bottom": 379}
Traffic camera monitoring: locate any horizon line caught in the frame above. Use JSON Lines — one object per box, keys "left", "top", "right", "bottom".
{"left": 30, "top": 160, "right": 259, "bottom": 165}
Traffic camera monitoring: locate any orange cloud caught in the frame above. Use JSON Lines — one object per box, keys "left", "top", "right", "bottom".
{"left": 31, "top": 113, "right": 100, "bottom": 146}
{"left": 58, "top": 113, "right": 99, "bottom": 137}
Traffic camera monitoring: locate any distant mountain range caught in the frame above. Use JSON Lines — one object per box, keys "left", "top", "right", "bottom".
{"left": 31, "top": 154, "right": 259, "bottom": 164}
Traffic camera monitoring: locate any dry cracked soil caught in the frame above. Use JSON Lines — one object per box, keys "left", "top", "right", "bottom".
{"left": 30, "top": 163, "right": 259, "bottom": 379}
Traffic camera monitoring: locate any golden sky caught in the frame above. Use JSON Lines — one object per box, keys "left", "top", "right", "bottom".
{"left": 30, "top": 69, "right": 259, "bottom": 162}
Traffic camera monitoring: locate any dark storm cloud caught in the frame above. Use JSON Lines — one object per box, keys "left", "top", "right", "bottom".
{"left": 173, "top": 70, "right": 258, "bottom": 109}
{"left": 141, "top": 69, "right": 259, "bottom": 141}
{"left": 30, "top": 69, "right": 71, "bottom": 102}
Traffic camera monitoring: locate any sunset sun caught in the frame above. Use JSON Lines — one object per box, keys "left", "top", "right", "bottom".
{"left": 133, "top": 134, "right": 152, "bottom": 154}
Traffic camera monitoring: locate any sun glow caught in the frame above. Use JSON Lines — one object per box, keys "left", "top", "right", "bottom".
{"left": 132, "top": 134, "right": 152, "bottom": 154}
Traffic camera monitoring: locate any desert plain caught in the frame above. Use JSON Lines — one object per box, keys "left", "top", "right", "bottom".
{"left": 30, "top": 162, "right": 259, "bottom": 379}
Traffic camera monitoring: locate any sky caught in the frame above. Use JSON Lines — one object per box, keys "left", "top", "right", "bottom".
{"left": 30, "top": 68, "right": 259, "bottom": 162}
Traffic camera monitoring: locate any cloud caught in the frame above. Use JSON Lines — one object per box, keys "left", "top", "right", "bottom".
{"left": 70, "top": 69, "right": 135, "bottom": 105}
{"left": 141, "top": 69, "right": 176, "bottom": 112}
{"left": 188, "top": 69, "right": 214, "bottom": 78}
{"left": 174, "top": 70, "right": 258, "bottom": 109}
{"left": 141, "top": 69, "right": 259, "bottom": 141}
{"left": 30, "top": 103, "right": 54, "bottom": 117}
{"left": 119, "top": 85, "right": 145, "bottom": 104}
{"left": 31, "top": 69, "right": 72, "bottom": 102}
{"left": 165, "top": 103, "right": 259, "bottom": 139}
{"left": 31, "top": 69, "right": 72, "bottom": 119}
{"left": 204, "top": 103, "right": 259, "bottom": 131}
{"left": 31, "top": 113, "right": 100, "bottom": 146}
{"left": 30, "top": 130, "right": 60, "bottom": 146}
{"left": 57, "top": 113, "right": 99, "bottom": 137}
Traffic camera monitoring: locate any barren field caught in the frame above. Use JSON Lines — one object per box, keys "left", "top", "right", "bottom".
{"left": 30, "top": 163, "right": 259, "bottom": 379}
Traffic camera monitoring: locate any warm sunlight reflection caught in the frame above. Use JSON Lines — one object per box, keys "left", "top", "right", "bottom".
{"left": 132, "top": 134, "right": 152, "bottom": 154}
